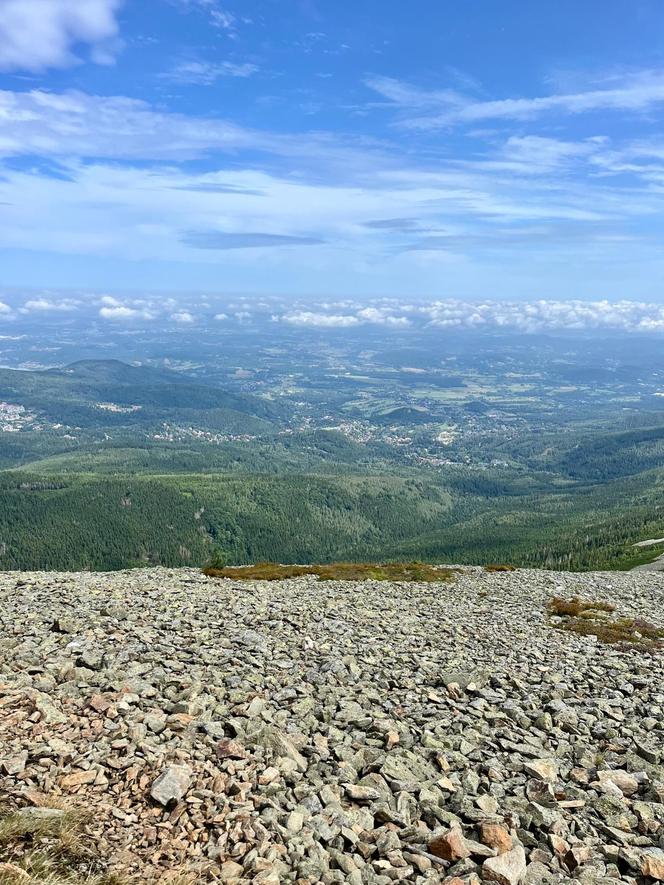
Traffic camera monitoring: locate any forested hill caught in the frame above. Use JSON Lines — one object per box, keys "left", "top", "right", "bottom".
{"left": 0, "top": 359, "right": 284, "bottom": 421}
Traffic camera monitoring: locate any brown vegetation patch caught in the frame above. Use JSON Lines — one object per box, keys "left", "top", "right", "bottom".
{"left": 560, "top": 616, "right": 664, "bottom": 648}
{"left": 204, "top": 561, "right": 455, "bottom": 583}
{"left": 548, "top": 597, "right": 663, "bottom": 650}
{"left": 0, "top": 803, "right": 124, "bottom": 885}
{"left": 484, "top": 563, "right": 517, "bottom": 572}
{"left": 548, "top": 596, "right": 616, "bottom": 617}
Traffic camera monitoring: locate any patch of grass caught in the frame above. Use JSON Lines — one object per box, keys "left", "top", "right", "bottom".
{"left": 559, "top": 615, "right": 664, "bottom": 648}
{"left": 0, "top": 805, "right": 126, "bottom": 885}
{"left": 548, "top": 596, "right": 615, "bottom": 617}
{"left": 0, "top": 865, "right": 125, "bottom": 885}
{"left": 614, "top": 542, "right": 664, "bottom": 571}
{"left": 484, "top": 563, "right": 517, "bottom": 572}
{"left": 548, "top": 597, "right": 663, "bottom": 650}
{"left": 0, "top": 808, "right": 86, "bottom": 853}
{"left": 204, "top": 561, "right": 455, "bottom": 582}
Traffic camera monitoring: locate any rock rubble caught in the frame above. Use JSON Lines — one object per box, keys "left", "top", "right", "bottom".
{"left": 0, "top": 566, "right": 663, "bottom": 883}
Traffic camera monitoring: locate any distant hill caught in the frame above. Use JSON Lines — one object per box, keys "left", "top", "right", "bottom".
{"left": 0, "top": 360, "right": 292, "bottom": 470}
{"left": 3, "top": 360, "right": 664, "bottom": 575}
{"left": 0, "top": 359, "right": 283, "bottom": 420}
{"left": 372, "top": 406, "right": 433, "bottom": 425}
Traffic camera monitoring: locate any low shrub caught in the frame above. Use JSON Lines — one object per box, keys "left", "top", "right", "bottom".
{"left": 203, "top": 547, "right": 227, "bottom": 571}
{"left": 203, "top": 561, "right": 455, "bottom": 583}
{"left": 548, "top": 596, "right": 663, "bottom": 650}
{"left": 548, "top": 596, "right": 615, "bottom": 617}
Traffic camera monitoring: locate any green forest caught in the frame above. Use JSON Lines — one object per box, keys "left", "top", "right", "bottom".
{"left": 0, "top": 465, "right": 662, "bottom": 572}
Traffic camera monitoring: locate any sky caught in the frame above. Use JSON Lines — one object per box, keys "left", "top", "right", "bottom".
{"left": 1, "top": 1, "right": 664, "bottom": 301}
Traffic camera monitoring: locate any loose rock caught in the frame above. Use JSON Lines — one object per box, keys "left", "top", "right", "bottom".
{"left": 0, "top": 565, "right": 662, "bottom": 884}
{"left": 150, "top": 764, "right": 192, "bottom": 806}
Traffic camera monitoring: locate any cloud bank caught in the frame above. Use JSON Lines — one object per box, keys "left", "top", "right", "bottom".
{"left": 276, "top": 299, "right": 664, "bottom": 334}
{"left": 7, "top": 292, "right": 664, "bottom": 335}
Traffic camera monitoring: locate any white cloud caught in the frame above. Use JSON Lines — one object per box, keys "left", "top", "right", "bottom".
{"left": 166, "top": 60, "right": 259, "bottom": 85}
{"left": 0, "top": 153, "right": 659, "bottom": 286}
{"left": 172, "top": 1, "right": 245, "bottom": 34}
{"left": 279, "top": 311, "right": 360, "bottom": 328}
{"left": 99, "top": 306, "right": 135, "bottom": 319}
{"left": 366, "top": 70, "right": 664, "bottom": 129}
{"left": 274, "top": 298, "right": 664, "bottom": 335}
{"left": 0, "top": 0, "right": 123, "bottom": 72}
{"left": 99, "top": 305, "right": 152, "bottom": 320}
{"left": 364, "top": 75, "right": 463, "bottom": 111}
{"left": 0, "top": 152, "right": 630, "bottom": 248}
{"left": 0, "top": 89, "right": 256, "bottom": 161}
{"left": 417, "top": 298, "right": 664, "bottom": 333}
{"left": 0, "top": 88, "right": 662, "bottom": 286}
{"left": 21, "top": 297, "right": 78, "bottom": 312}
{"left": 171, "top": 310, "right": 195, "bottom": 323}
{"left": 493, "top": 136, "right": 603, "bottom": 174}
{"left": 14, "top": 291, "right": 664, "bottom": 335}
{"left": 210, "top": 8, "right": 236, "bottom": 30}
{"left": 278, "top": 307, "right": 410, "bottom": 328}
{"left": 0, "top": 301, "right": 12, "bottom": 314}
{"left": 0, "top": 87, "right": 401, "bottom": 185}
{"left": 356, "top": 306, "right": 411, "bottom": 326}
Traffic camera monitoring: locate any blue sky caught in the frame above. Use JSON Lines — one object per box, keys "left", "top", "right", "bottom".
{"left": 1, "top": 0, "right": 664, "bottom": 300}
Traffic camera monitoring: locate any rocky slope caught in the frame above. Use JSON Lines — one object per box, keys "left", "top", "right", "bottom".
{"left": 0, "top": 566, "right": 663, "bottom": 884}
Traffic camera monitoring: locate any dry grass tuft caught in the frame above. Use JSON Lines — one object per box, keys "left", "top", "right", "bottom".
{"left": 0, "top": 805, "right": 127, "bottom": 885}
{"left": 0, "top": 808, "right": 86, "bottom": 853}
{"left": 0, "top": 868, "right": 126, "bottom": 885}
{"left": 204, "top": 561, "right": 455, "bottom": 583}
{"left": 548, "top": 596, "right": 616, "bottom": 617}
{"left": 484, "top": 563, "right": 517, "bottom": 573}
{"left": 548, "top": 597, "right": 663, "bottom": 650}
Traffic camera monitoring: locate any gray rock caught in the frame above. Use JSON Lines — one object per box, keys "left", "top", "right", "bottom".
{"left": 483, "top": 843, "right": 527, "bottom": 884}
{"left": 150, "top": 764, "right": 192, "bottom": 806}
{"left": 76, "top": 648, "right": 104, "bottom": 671}
{"left": 250, "top": 725, "right": 308, "bottom": 772}
{"left": 0, "top": 751, "right": 28, "bottom": 775}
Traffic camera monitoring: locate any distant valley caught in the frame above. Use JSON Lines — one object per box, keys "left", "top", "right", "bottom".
{"left": 1, "top": 306, "right": 664, "bottom": 572}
